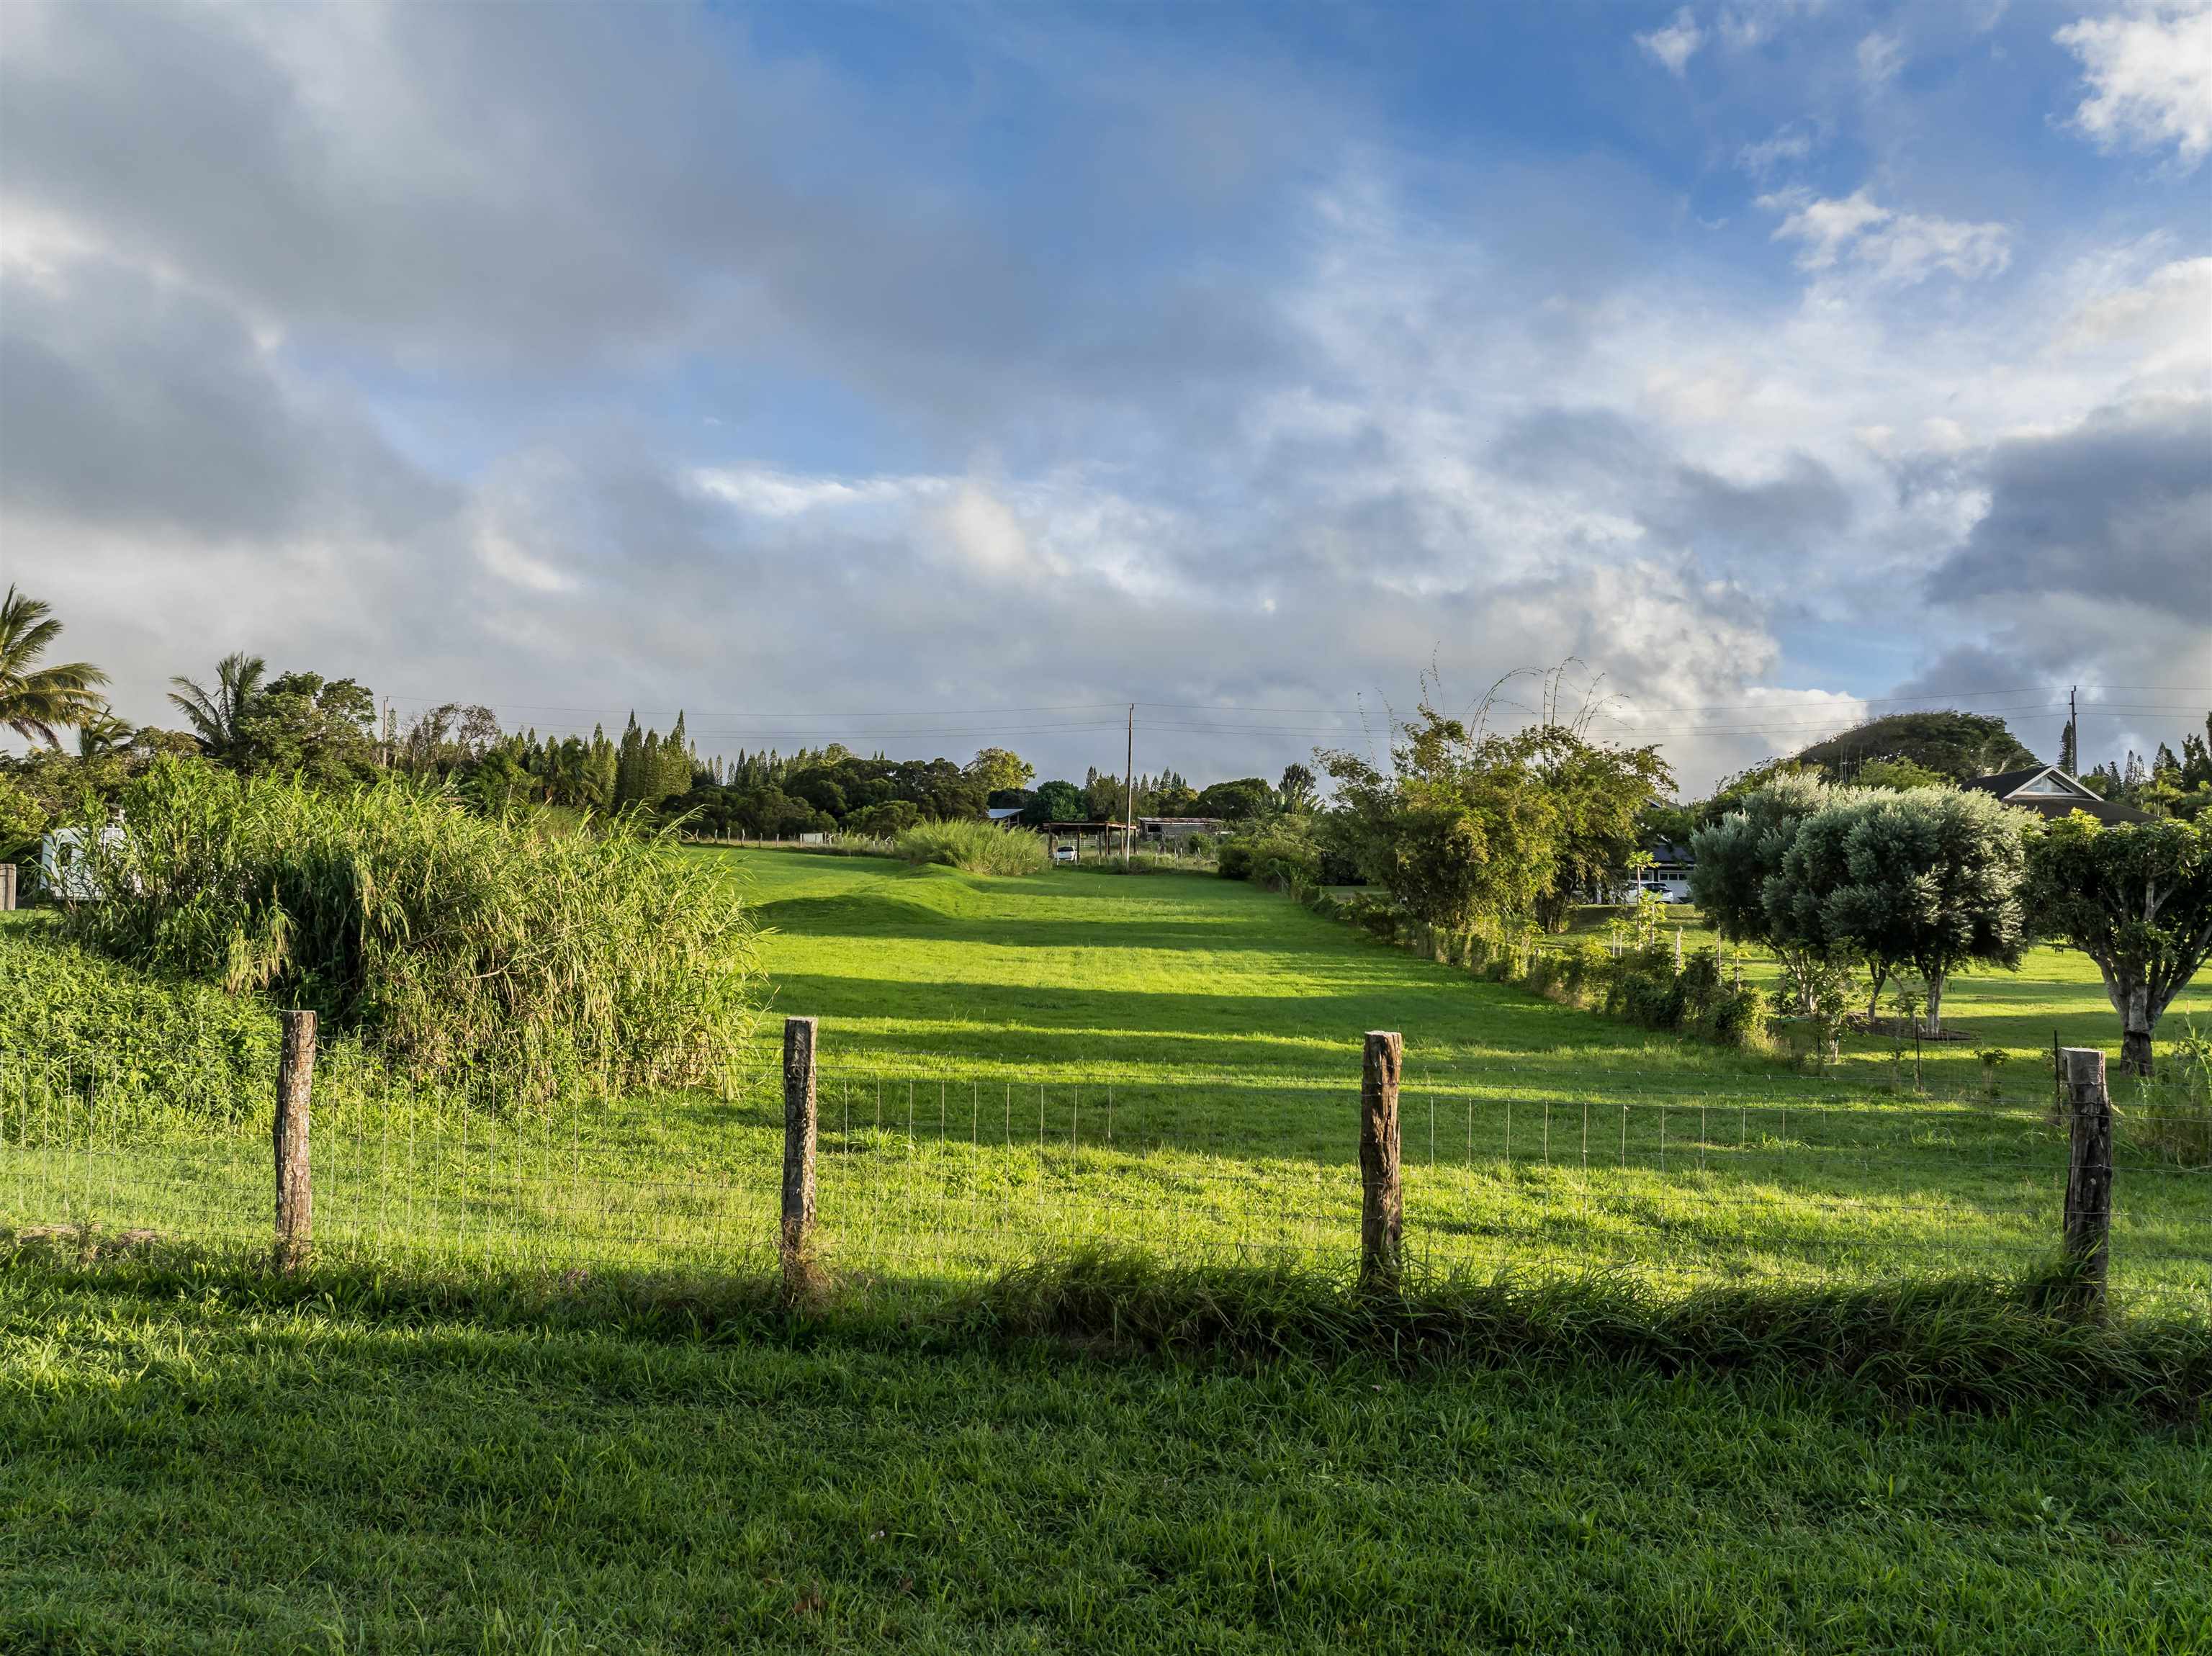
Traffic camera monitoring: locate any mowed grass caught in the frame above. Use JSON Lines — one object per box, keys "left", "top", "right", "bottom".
{"left": 4, "top": 853, "right": 2206, "bottom": 1311}
{"left": 1543, "top": 900, "right": 2212, "bottom": 1096}
{"left": 6, "top": 856, "right": 2212, "bottom": 1652}
{"left": 1, "top": 1266, "right": 2208, "bottom": 1656}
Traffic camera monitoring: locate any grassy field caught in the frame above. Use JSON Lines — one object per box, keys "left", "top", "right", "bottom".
{"left": 4, "top": 852, "right": 2207, "bottom": 1310}
{"left": 6, "top": 854, "right": 2211, "bottom": 1652}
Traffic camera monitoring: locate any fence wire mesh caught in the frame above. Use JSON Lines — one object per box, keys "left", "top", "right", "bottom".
{"left": 3, "top": 1033, "right": 2206, "bottom": 1319}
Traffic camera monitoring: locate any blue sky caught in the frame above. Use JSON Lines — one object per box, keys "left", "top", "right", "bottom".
{"left": 4, "top": 0, "right": 2207, "bottom": 789}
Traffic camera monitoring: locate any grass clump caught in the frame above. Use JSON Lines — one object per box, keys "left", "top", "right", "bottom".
{"left": 66, "top": 758, "right": 759, "bottom": 1097}
{"left": 891, "top": 818, "right": 1049, "bottom": 875}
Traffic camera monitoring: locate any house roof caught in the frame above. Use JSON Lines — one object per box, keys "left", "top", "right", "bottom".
{"left": 1961, "top": 766, "right": 2149, "bottom": 823}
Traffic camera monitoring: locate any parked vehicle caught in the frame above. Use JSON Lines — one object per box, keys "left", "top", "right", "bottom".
{"left": 1053, "top": 845, "right": 1079, "bottom": 864}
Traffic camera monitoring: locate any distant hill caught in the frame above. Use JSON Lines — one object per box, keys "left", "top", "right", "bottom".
{"left": 1793, "top": 711, "right": 2040, "bottom": 783}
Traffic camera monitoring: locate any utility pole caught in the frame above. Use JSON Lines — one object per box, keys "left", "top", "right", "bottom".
{"left": 1123, "top": 703, "right": 1135, "bottom": 867}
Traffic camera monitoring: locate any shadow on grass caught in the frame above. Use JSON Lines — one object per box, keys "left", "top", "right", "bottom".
{"left": 8, "top": 1229, "right": 2203, "bottom": 1421}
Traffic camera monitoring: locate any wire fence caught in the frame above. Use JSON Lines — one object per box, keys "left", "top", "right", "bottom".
{"left": 3, "top": 1023, "right": 2207, "bottom": 1320}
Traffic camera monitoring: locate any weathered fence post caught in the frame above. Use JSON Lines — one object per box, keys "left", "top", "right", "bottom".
{"left": 1359, "top": 1030, "right": 1403, "bottom": 1292}
{"left": 781, "top": 1016, "right": 819, "bottom": 1292}
{"left": 0, "top": 862, "right": 15, "bottom": 911}
{"left": 2060, "top": 1046, "right": 2113, "bottom": 1318}
{"left": 274, "top": 1009, "right": 316, "bottom": 1271}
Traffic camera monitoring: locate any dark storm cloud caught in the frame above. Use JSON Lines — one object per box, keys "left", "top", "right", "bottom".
{"left": 1925, "top": 398, "right": 2212, "bottom": 613}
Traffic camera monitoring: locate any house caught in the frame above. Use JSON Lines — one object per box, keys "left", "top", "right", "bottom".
{"left": 1961, "top": 766, "right": 2147, "bottom": 824}
{"left": 1610, "top": 840, "right": 1694, "bottom": 904}
{"left": 1137, "top": 816, "right": 1227, "bottom": 844}
{"left": 985, "top": 806, "right": 1025, "bottom": 825}
{"left": 1033, "top": 820, "right": 1137, "bottom": 860}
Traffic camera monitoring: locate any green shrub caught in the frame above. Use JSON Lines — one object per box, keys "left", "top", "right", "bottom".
{"left": 1560, "top": 940, "right": 1606, "bottom": 996}
{"left": 891, "top": 819, "right": 1049, "bottom": 876}
{"left": 1349, "top": 899, "right": 1399, "bottom": 942}
{"left": 1215, "top": 842, "right": 1252, "bottom": 880}
{"left": 0, "top": 920, "right": 279, "bottom": 1124}
{"left": 68, "top": 759, "right": 758, "bottom": 1099}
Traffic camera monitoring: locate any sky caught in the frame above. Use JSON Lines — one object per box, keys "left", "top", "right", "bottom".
{"left": 3, "top": 0, "right": 2208, "bottom": 793}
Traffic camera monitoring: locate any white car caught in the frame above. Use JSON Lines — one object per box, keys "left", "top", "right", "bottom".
{"left": 1053, "top": 845, "right": 1079, "bottom": 863}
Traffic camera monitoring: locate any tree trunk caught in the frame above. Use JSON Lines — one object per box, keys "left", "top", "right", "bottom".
{"left": 1866, "top": 964, "right": 1889, "bottom": 1025}
{"left": 2121, "top": 985, "right": 2154, "bottom": 1076}
{"left": 1923, "top": 973, "right": 1943, "bottom": 1036}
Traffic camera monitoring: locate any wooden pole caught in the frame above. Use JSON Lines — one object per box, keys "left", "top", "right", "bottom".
{"left": 1123, "top": 703, "right": 1135, "bottom": 868}
{"left": 0, "top": 863, "right": 14, "bottom": 911}
{"left": 274, "top": 1009, "right": 316, "bottom": 1271}
{"left": 2060, "top": 1046, "right": 2113, "bottom": 1317}
{"left": 781, "top": 1016, "right": 819, "bottom": 1291}
{"left": 1359, "top": 1030, "right": 1403, "bottom": 1291}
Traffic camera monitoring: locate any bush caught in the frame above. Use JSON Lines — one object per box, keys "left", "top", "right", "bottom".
{"left": 68, "top": 759, "right": 758, "bottom": 1099}
{"left": 1215, "top": 842, "right": 1252, "bottom": 881}
{"left": 891, "top": 819, "right": 1050, "bottom": 876}
{"left": 1349, "top": 898, "right": 1400, "bottom": 942}
{"left": 0, "top": 920, "right": 280, "bottom": 1123}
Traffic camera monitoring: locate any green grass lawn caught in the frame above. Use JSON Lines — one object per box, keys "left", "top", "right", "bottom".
{"left": 6, "top": 857, "right": 2211, "bottom": 1652}
{"left": 1538, "top": 897, "right": 2212, "bottom": 1096}
{"left": 2, "top": 1266, "right": 2208, "bottom": 1656}
{"left": 4, "top": 855, "right": 2207, "bottom": 1313}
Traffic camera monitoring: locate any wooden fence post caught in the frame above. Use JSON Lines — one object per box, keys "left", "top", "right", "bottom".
{"left": 0, "top": 863, "right": 15, "bottom": 911}
{"left": 781, "top": 1016, "right": 819, "bottom": 1292}
{"left": 274, "top": 1009, "right": 315, "bottom": 1271}
{"left": 1359, "top": 1030, "right": 1403, "bottom": 1292}
{"left": 2060, "top": 1046, "right": 2113, "bottom": 1317}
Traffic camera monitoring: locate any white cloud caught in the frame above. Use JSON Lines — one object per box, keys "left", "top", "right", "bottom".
{"left": 1856, "top": 30, "right": 1904, "bottom": 86}
{"left": 2056, "top": 5, "right": 2212, "bottom": 168}
{"left": 1761, "top": 188, "right": 2012, "bottom": 284}
{"left": 1637, "top": 8, "right": 1704, "bottom": 75}
{"left": 1736, "top": 122, "right": 1817, "bottom": 179}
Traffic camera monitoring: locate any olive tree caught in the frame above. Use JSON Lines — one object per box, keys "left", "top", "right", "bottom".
{"left": 1773, "top": 788, "right": 2028, "bottom": 1033}
{"left": 2025, "top": 814, "right": 2212, "bottom": 1076}
{"left": 1688, "top": 775, "right": 1851, "bottom": 1013}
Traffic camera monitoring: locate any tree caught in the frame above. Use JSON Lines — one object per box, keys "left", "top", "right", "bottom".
{"left": 1318, "top": 705, "right": 1560, "bottom": 932}
{"left": 1853, "top": 757, "right": 1950, "bottom": 791}
{"left": 1, "top": 585, "right": 110, "bottom": 744}
{"left": 1793, "top": 711, "right": 2037, "bottom": 783}
{"left": 1773, "top": 790, "right": 2027, "bottom": 1032}
{"left": 1277, "top": 763, "right": 1318, "bottom": 814}
{"left": 1018, "top": 780, "right": 1087, "bottom": 826}
{"left": 234, "top": 672, "right": 378, "bottom": 783}
{"left": 1192, "top": 777, "right": 1277, "bottom": 821}
{"left": 966, "top": 747, "right": 1035, "bottom": 794}
{"left": 2026, "top": 814, "right": 2212, "bottom": 1076}
{"left": 168, "top": 653, "right": 269, "bottom": 762}
{"left": 1527, "top": 728, "right": 1673, "bottom": 931}
{"left": 1689, "top": 775, "right": 1854, "bottom": 1014}
{"left": 75, "top": 706, "right": 136, "bottom": 760}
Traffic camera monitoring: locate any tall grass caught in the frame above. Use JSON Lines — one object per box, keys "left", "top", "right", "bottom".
{"left": 68, "top": 760, "right": 759, "bottom": 1099}
{"left": 891, "top": 819, "right": 1050, "bottom": 875}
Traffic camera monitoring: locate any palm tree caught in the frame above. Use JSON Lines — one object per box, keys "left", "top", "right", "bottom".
{"left": 0, "top": 585, "right": 110, "bottom": 745}
{"left": 76, "top": 703, "right": 137, "bottom": 760}
{"left": 168, "top": 652, "right": 268, "bottom": 760}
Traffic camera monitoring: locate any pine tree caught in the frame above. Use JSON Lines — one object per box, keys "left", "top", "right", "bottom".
{"left": 585, "top": 726, "right": 617, "bottom": 807}
{"left": 614, "top": 714, "right": 647, "bottom": 806}
{"left": 2059, "top": 719, "right": 2077, "bottom": 775}
{"left": 660, "top": 711, "right": 694, "bottom": 801}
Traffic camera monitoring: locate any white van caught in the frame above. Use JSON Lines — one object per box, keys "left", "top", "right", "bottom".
{"left": 39, "top": 824, "right": 122, "bottom": 902}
